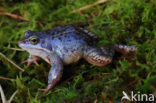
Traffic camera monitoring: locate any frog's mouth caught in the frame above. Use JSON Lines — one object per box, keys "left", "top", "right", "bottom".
{"left": 18, "top": 41, "right": 50, "bottom": 54}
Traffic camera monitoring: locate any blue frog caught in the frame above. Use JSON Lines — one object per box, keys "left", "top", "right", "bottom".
{"left": 18, "top": 25, "right": 137, "bottom": 96}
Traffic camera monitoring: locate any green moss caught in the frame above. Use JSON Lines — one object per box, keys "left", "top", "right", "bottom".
{"left": 0, "top": 0, "right": 156, "bottom": 102}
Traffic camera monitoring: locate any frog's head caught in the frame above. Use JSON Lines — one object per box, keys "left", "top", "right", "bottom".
{"left": 18, "top": 30, "right": 50, "bottom": 56}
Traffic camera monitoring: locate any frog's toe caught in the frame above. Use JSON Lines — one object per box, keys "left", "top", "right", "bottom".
{"left": 37, "top": 88, "right": 50, "bottom": 98}
{"left": 21, "top": 59, "right": 39, "bottom": 67}
{"left": 21, "top": 60, "right": 28, "bottom": 64}
{"left": 38, "top": 88, "right": 47, "bottom": 91}
{"left": 114, "top": 44, "right": 137, "bottom": 53}
{"left": 29, "top": 60, "right": 39, "bottom": 66}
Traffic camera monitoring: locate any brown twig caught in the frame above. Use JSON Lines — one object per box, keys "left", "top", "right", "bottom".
{"left": 92, "top": 73, "right": 111, "bottom": 77}
{"left": 127, "top": 78, "right": 139, "bottom": 87}
{"left": 0, "top": 10, "right": 44, "bottom": 28}
{"left": 150, "top": 85, "right": 156, "bottom": 90}
{"left": 36, "top": 20, "right": 44, "bottom": 28}
{"left": 151, "top": 85, "right": 156, "bottom": 97}
{"left": 149, "top": 38, "right": 156, "bottom": 44}
{"left": 0, "top": 8, "right": 6, "bottom": 12}
{"left": 3, "top": 47, "right": 25, "bottom": 51}
{"left": 105, "top": 98, "right": 113, "bottom": 103}
{"left": 94, "top": 96, "right": 98, "bottom": 103}
{"left": 114, "top": 45, "right": 134, "bottom": 66}
{"left": 9, "top": 48, "right": 25, "bottom": 51}
{"left": 0, "top": 12, "right": 28, "bottom": 21}
{"left": 71, "top": 0, "right": 109, "bottom": 13}
{"left": 94, "top": 94, "right": 105, "bottom": 103}
{"left": 0, "top": 76, "right": 12, "bottom": 81}
{"left": 0, "top": 52, "right": 25, "bottom": 72}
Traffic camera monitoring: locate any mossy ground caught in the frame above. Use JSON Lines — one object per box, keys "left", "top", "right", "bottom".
{"left": 0, "top": 0, "right": 156, "bottom": 103}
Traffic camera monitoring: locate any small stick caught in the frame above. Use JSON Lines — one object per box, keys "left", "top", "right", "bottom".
{"left": 150, "top": 85, "right": 156, "bottom": 90}
{"left": 0, "top": 12, "right": 28, "bottom": 21}
{"left": 0, "top": 8, "right": 5, "bottom": 12}
{"left": 0, "top": 11, "right": 44, "bottom": 28}
{"left": 150, "top": 85, "right": 156, "bottom": 97}
{"left": 105, "top": 98, "right": 113, "bottom": 103}
{"left": 114, "top": 45, "right": 134, "bottom": 66}
{"left": 94, "top": 94, "right": 104, "bottom": 103}
{"left": 94, "top": 96, "right": 98, "bottom": 103}
{"left": 71, "top": 0, "right": 109, "bottom": 13}
{"left": 92, "top": 73, "right": 111, "bottom": 76}
{"left": 3, "top": 47, "right": 25, "bottom": 51}
{"left": 149, "top": 38, "right": 156, "bottom": 44}
{"left": 36, "top": 21, "right": 44, "bottom": 28}
{"left": 9, "top": 48, "right": 25, "bottom": 51}
{"left": 0, "top": 52, "right": 25, "bottom": 72}
{"left": 0, "top": 76, "right": 12, "bottom": 81}
{"left": 127, "top": 78, "right": 139, "bottom": 87}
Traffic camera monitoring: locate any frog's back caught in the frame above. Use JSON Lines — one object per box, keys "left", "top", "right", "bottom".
{"left": 37, "top": 25, "right": 95, "bottom": 64}
{"left": 35, "top": 25, "right": 95, "bottom": 48}
{"left": 51, "top": 26, "right": 93, "bottom": 63}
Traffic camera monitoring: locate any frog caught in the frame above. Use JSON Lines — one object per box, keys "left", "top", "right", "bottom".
{"left": 18, "top": 25, "right": 137, "bottom": 96}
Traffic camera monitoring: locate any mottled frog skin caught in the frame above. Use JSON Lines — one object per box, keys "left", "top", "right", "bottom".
{"left": 18, "top": 25, "right": 137, "bottom": 96}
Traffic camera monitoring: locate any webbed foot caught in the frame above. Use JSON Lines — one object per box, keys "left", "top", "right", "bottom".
{"left": 22, "top": 55, "right": 39, "bottom": 67}
{"left": 38, "top": 88, "right": 51, "bottom": 98}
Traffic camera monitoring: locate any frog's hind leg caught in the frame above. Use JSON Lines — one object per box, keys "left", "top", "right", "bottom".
{"left": 83, "top": 47, "right": 113, "bottom": 67}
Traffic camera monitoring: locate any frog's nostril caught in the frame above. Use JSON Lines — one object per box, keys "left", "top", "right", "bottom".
{"left": 18, "top": 40, "right": 26, "bottom": 46}
{"left": 19, "top": 40, "right": 26, "bottom": 43}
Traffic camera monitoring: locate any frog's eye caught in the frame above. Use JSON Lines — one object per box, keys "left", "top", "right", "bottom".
{"left": 29, "top": 37, "right": 39, "bottom": 45}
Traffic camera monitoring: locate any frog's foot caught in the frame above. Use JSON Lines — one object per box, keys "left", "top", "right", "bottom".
{"left": 38, "top": 83, "right": 56, "bottom": 98}
{"left": 22, "top": 59, "right": 39, "bottom": 67}
{"left": 114, "top": 44, "right": 137, "bottom": 53}
{"left": 114, "top": 45, "right": 136, "bottom": 65}
{"left": 84, "top": 47, "right": 113, "bottom": 67}
{"left": 38, "top": 88, "right": 46, "bottom": 91}
{"left": 37, "top": 88, "right": 50, "bottom": 98}
{"left": 22, "top": 55, "right": 39, "bottom": 67}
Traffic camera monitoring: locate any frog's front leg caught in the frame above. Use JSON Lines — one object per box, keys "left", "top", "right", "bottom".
{"left": 39, "top": 53, "right": 63, "bottom": 97}
{"left": 22, "top": 55, "right": 39, "bottom": 66}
